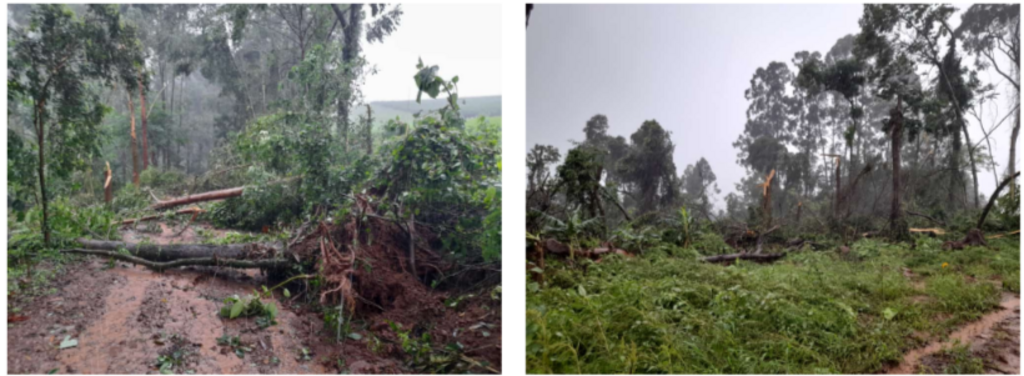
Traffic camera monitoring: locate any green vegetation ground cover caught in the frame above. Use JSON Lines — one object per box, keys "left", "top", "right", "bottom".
{"left": 526, "top": 236, "right": 1018, "bottom": 374}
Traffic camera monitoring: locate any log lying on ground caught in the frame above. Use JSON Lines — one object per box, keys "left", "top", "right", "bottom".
{"left": 151, "top": 186, "right": 244, "bottom": 211}
{"left": 63, "top": 248, "right": 291, "bottom": 272}
{"left": 542, "top": 238, "right": 629, "bottom": 259}
{"left": 150, "top": 176, "right": 301, "bottom": 211}
{"left": 702, "top": 252, "right": 786, "bottom": 264}
{"left": 75, "top": 238, "right": 283, "bottom": 262}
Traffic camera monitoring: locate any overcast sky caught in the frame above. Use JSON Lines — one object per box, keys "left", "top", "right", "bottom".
{"left": 362, "top": 4, "right": 502, "bottom": 102}
{"left": 527, "top": 4, "right": 1017, "bottom": 210}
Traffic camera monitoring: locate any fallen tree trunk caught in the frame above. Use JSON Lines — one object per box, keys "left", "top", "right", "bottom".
{"left": 63, "top": 248, "right": 291, "bottom": 272}
{"left": 150, "top": 186, "right": 244, "bottom": 211}
{"left": 150, "top": 176, "right": 301, "bottom": 211}
{"left": 542, "top": 238, "right": 629, "bottom": 259}
{"left": 702, "top": 252, "right": 786, "bottom": 264}
{"left": 75, "top": 238, "right": 282, "bottom": 262}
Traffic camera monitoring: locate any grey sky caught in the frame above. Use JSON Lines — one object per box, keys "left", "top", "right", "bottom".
{"left": 527, "top": 4, "right": 1017, "bottom": 210}
{"left": 362, "top": 4, "right": 501, "bottom": 102}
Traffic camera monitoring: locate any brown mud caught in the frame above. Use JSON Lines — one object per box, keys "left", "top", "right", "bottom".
{"left": 887, "top": 292, "right": 1020, "bottom": 374}
{"left": 8, "top": 221, "right": 501, "bottom": 374}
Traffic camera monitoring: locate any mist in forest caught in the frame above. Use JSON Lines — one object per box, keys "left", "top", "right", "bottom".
{"left": 527, "top": 4, "right": 1018, "bottom": 214}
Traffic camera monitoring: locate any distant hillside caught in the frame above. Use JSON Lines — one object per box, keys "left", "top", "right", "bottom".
{"left": 360, "top": 95, "right": 501, "bottom": 125}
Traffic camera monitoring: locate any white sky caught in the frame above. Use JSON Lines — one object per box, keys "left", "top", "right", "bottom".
{"left": 527, "top": 4, "right": 1017, "bottom": 210}
{"left": 361, "top": 4, "right": 502, "bottom": 102}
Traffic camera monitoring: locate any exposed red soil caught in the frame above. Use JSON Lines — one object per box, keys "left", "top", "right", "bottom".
{"left": 8, "top": 220, "right": 501, "bottom": 374}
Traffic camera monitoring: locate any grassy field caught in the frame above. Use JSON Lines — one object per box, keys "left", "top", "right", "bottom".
{"left": 366, "top": 95, "right": 501, "bottom": 126}
{"left": 526, "top": 236, "right": 1018, "bottom": 374}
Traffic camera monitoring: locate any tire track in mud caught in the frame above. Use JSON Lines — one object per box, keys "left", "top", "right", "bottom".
{"left": 887, "top": 292, "right": 1020, "bottom": 374}
{"left": 52, "top": 262, "right": 327, "bottom": 374}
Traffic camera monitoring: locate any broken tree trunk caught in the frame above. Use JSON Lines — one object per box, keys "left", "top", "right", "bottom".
{"left": 150, "top": 176, "right": 301, "bottom": 211}
{"left": 75, "top": 238, "right": 283, "bottom": 262}
{"left": 104, "top": 161, "right": 113, "bottom": 204}
{"left": 63, "top": 248, "right": 290, "bottom": 272}
{"left": 127, "top": 91, "right": 139, "bottom": 185}
{"left": 761, "top": 169, "right": 775, "bottom": 228}
{"left": 702, "top": 252, "right": 786, "bottom": 264}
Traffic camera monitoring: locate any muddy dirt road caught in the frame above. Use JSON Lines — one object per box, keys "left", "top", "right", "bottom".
{"left": 8, "top": 224, "right": 501, "bottom": 374}
{"left": 888, "top": 292, "right": 1020, "bottom": 374}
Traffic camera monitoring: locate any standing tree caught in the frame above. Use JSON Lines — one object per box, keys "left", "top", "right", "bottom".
{"left": 7, "top": 4, "right": 145, "bottom": 246}
{"left": 330, "top": 4, "right": 403, "bottom": 151}
{"left": 681, "top": 157, "right": 720, "bottom": 221}
{"left": 618, "top": 120, "right": 678, "bottom": 214}
{"left": 960, "top": 4, "right": 1020, "bottom": 195}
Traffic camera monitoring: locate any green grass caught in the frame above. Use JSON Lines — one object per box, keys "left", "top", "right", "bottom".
{"left": 526, "top": 236, "right": 1018, "bottom": 374}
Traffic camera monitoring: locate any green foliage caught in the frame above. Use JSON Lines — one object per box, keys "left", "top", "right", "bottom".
{"left": 110, "top": 184, "right": 151, "bottom": 215}
{"left": 388, "top": 320, "right": 433, "bottom": 366}
{"left": 219, "top": 293, "right": 278, "bottom": 328}
{"left": 377, "top": 72, "right": 501, "bottom": 261}
{"left": 208, "top": 168, "right": 303, "bottom": 232}
{"left": 527, "top": 237, "right": 1016, "bottom": 373}
{"left": 7, "top": 129, "right": 37, "bottom": 215}
{"left": 8, "top": 4, "right": 144, "bottom": 245}
{"left": 139, "top": 168, "right": 187, "bottom": 192}
{"left": 993, "top": 183, "right": 1020, "bottom": 230}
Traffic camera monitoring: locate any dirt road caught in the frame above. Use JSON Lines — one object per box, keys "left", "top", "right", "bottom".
{"left": 888, "top": 292, "right": 1020, "bottom": 374}
{"left": 9, "top": 223, "right": 501, "bottom": 374}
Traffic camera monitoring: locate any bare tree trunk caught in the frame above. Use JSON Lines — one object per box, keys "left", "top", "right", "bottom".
{"left": 834, "top": 158, "right": 842, "bottom": 219}
{"left": 888, "top": 98, "right": 909, "bottom": 241}
{"left": 365, "top": 105, "right": 374, "bottom": 155}
{"left": 35, "top": 99, "right": 50, "bottom": 246}
{"left": 962, "top": 122, "right": 980, "bottom": 208}
{"left": 128, "top": 91, "right": 139, "bottom": 185}
{"left": 170, "top": 75, "right": 176, "bottom": 115}
{"left": 139, "top": 69, "right": 149, "bottom": 171}
{"left": 1010, "top": 110, "right": 1020, "bottom": 198}
{"left": 332, "top": 4, "right": 363, "bottom": 151}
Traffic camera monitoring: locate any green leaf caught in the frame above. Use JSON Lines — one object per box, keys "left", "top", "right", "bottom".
{"left": 883, "top": 308, "right": 897, "bottom": 321}
{"left": 229, "top": 300, "right": 245, "bottom": 319}
{"left": 577, "top": 285, "right": 587, "bottom": 297}
{"left": 283, "top": 288, "right": 291, "bottom": 298}
{"left": 264, "top": 302, "right": 278, "bottom": 320}
{"left": 348, "top": 332, "right": 363, "bottom": 341}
